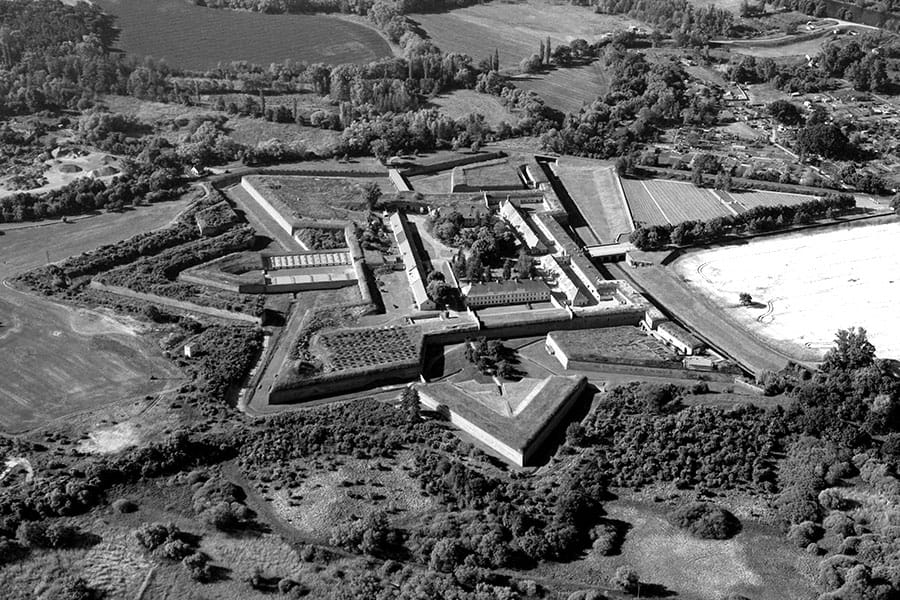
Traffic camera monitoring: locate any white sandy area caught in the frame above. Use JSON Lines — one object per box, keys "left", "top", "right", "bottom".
{"left": 674, "top": 223, "right": 900, "bottom": 361}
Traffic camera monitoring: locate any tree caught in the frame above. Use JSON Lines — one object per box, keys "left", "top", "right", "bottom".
{"left": 515, "top": 247, "right": 532, "bottom": 279}
{"left": 822, "top": 328, "right": 876, "bottom": 373}
{"left": 520, "top": 54, "right": 543, "bottom": 74}
{"left": 890, "top": 194, "right": 900, "bottom": 215}
{"left": 400, "top": 387, "right": 420, "bottom": 422}
{"left": 502, "top": 259, "right": 513, "bottom": 280}
{"left": 768, "top": 99, "right": 803, "bottom": 125}
{"left": 739, "top": 292, "right": 753, "bottom": 306}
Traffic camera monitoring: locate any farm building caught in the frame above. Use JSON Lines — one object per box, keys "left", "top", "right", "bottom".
{"left": 462, "top": 279, "right": 551, "bottom": 308}
{"left": 416, "top": 375, "right": 588, "bottom": 466}
{"left": 389, "top": 211, "right": 437, "bottom": 311}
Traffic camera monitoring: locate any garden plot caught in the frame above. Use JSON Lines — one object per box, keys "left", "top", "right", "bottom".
{"left": 621, "top": 178, "right": 734, "bottom": 226}
{"left": 315, "top": 325, "right": 423, "bottom": 372}
{"left": 674, "top": 222, "right": 900, "bottom": 361}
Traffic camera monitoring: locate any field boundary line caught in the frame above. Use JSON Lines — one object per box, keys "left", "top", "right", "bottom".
{"left": 710, "top": 189, "right": 740, "bottom": 217}
{"left": 641, "top": 180, "right": 672, "bottom": 225}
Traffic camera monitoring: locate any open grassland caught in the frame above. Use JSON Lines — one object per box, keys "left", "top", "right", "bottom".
{"left": 0, "top": 198, "right": 192, "bottom": 431}
{"left": 556, "top": 163, "right": 632, "bottom": 243}
{"left": 411, "top": 0, "right": 641, "bottom": 69}
{"left": 621, "top": 178, "right": 733, "bottom": 226}
{"left": 428, "top": 90, "right": 516, "bottom": 126}
{"left": 514, "top": 62, "right": 610, "bottom": 114}
{"left": 94, "top": 0, "right": 391, "bottom": 70}
{"left": 674, "top": 222, "right": 900, "bottom": 361}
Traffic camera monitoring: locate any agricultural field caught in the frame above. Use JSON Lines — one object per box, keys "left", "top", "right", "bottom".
{"left": 514, "top": 61, "right": 611, "bottom": 115}
{"left": 427, "top": 90, "right": 516, "bottom": 127}
{"left": 93, "top": 0, "right": 391, "bottom": 70}
{"left": 411, "top": 0, "right": 642, "bottom": 70}
{"left": 556, "top": 163, "right": 632, "bottom": 243}
{"left": 673, "top": 222, "right": 900, "bottom": 362}
{"left": 621, "top": 178, "right": 734, "bottom": 226}
{"left": 457, "top": 159, "right": 525, "bottom": 190}
{"left": 0, "top": 198, "right": 193, "bottom": 431}
{"left": 550, "top": 326, "right": 678, "bottom": 365}
{"left": 721, "top": 188, "right": 820, "bottom": 210}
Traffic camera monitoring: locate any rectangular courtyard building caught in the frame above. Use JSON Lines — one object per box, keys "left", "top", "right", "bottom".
{"left": 462, "top": 279, "right": 551, "bottom": 308}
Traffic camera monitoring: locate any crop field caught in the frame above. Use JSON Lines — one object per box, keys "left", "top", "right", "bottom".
{"left": 556, "top": 163, "right": 632, "bottom": 243}
{"left": 621, "top": 178, "right": 733, "bottom": 226}
{"left": 94, "top": 0, "right": 391, "bottom": 70}
{"left": 722, "top": 189, "right": 820, "bottom": 210}
{"left": 514, "top": 62, "right": 611, "bottom": 114}
{"left": 674, "top": 222, "right": 900, "bottom": 362}
{"left": 411, "top": 0, "right": 641, "bottom": 69}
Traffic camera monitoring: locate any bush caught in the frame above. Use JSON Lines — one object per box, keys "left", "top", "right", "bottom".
{"left": 817, "top": 489, "right": 848, "bottom": 512}
{"left": 0, "top": 538, "right": 27, "bottom": 565}
{"left": 161, "top": 539, "right": 194, "bottom": 561}
{"left": 590, "top": 523, "right": 620, "bottom": 556}
{"left": 823, "top": 512, "right": 856, "bottom": 539}
{"left": 669, "top": 503, "right": 742, "bottom": 540}
{"left": 134, "top": 522, "right": 180, "bottom": 551}
{"left": 817, "top": 554, "right": 859, "bottom": 591}
{"left": 112, "top": 498, "right": 138, "bottom": 513}
{"left": 612, "top": 566, "right": 640, "bottom": 593}
{"left": 183, "top": 551, "right": 213, "bottom": 582}
{"left": 787, "top": 521, "right": 822, "bottom": 547}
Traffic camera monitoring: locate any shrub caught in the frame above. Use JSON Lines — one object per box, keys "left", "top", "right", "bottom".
{"left": 669, "top": 503, "right": 742, "bottom": 540}
{"left": 161, "top": 539, "right": 194, "bottom": 561}
{"left": 787, "top": 521, "right": 822, "bottom": 547}
{"left": 183, "top": 552, "right": 213, "bottom": 582}
{"left": 134, "top": 522, "right": 180, "bottom": 551}
{"left": 817, "top": 554, "right": 859, "bottom": 591}
{"left": 818, "top": 489, "right": 848, "bottom": 512}
{"left": 823, "top": 512, "right": 856, "bottom": 539}
{"left": 612, "top": 566, "right": 640, "bottom": 593}
{"left": 15, "top": 521, "right": 48, "bottom": 548}
{"left": 0, "top": 538, "right": 27, "bottom": 565}
{"left": 112, "top": 498, "right": 138, "bottom": 513}
{"left": 53, "top": 576, "right": 102, "bottom": 600}
{"left": 590, "top": 523, "right": 620, "bottom": 556}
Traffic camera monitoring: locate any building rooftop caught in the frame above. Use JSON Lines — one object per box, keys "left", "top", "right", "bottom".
{"left": 419, "top": 375, "right": 586, "bottom": 452}
{"left": 463, "top": 279, "right": 549, "bottom": 297}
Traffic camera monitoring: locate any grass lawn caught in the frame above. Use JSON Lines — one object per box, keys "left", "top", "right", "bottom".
{"left": 256, "top": 175, "right": 392, "bottom": 221}
{"left": 428, "top": 90, "right": 515, "bottom": 126}
{"left": 556, "top": 163, "right": 632, "bottom": 243}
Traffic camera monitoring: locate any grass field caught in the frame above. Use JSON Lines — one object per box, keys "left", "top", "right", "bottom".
{"left": 514, "top": 62, "right": 611, "bottom": 114}
{"left": 556, "top": 163, "right": 632, "bottom": 243}
{"left": 621, "top": 178, "right": 734, "bottom": 226}
{"left": 674, "top": 222, "right": 900, "bottom": 361}
{"left": 428, "top": 90, "right": 516, "bottom": 126}
{"left": 722, "top": 188, "right": 819, "bottom": 210}
{"left": 0, "top": 198, "right": 192, "bottom": 432}
{"left": 258, "top": 175, "right": 392, "bottom": 221}
{"left": 94, "top": 0, "right": 391, "bottom": 69}
{"left": 411, "top": 0, "right": 641, "bottom": 69}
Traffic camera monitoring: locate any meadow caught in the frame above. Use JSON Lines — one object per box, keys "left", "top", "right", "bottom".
{"left": 514, "top": 62, "right": 611, "bottom": 114}
{"left": 411, "top": 0, "right": 640, "bottom": 70}
{"left": 94, "top": 0, "right": 391, "bottom": 70}
{"left": 0, "top": 198, "right": 192, "bottom": 431}
{"left": 674, "top": 222, "right": 900, "bottom": 362}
